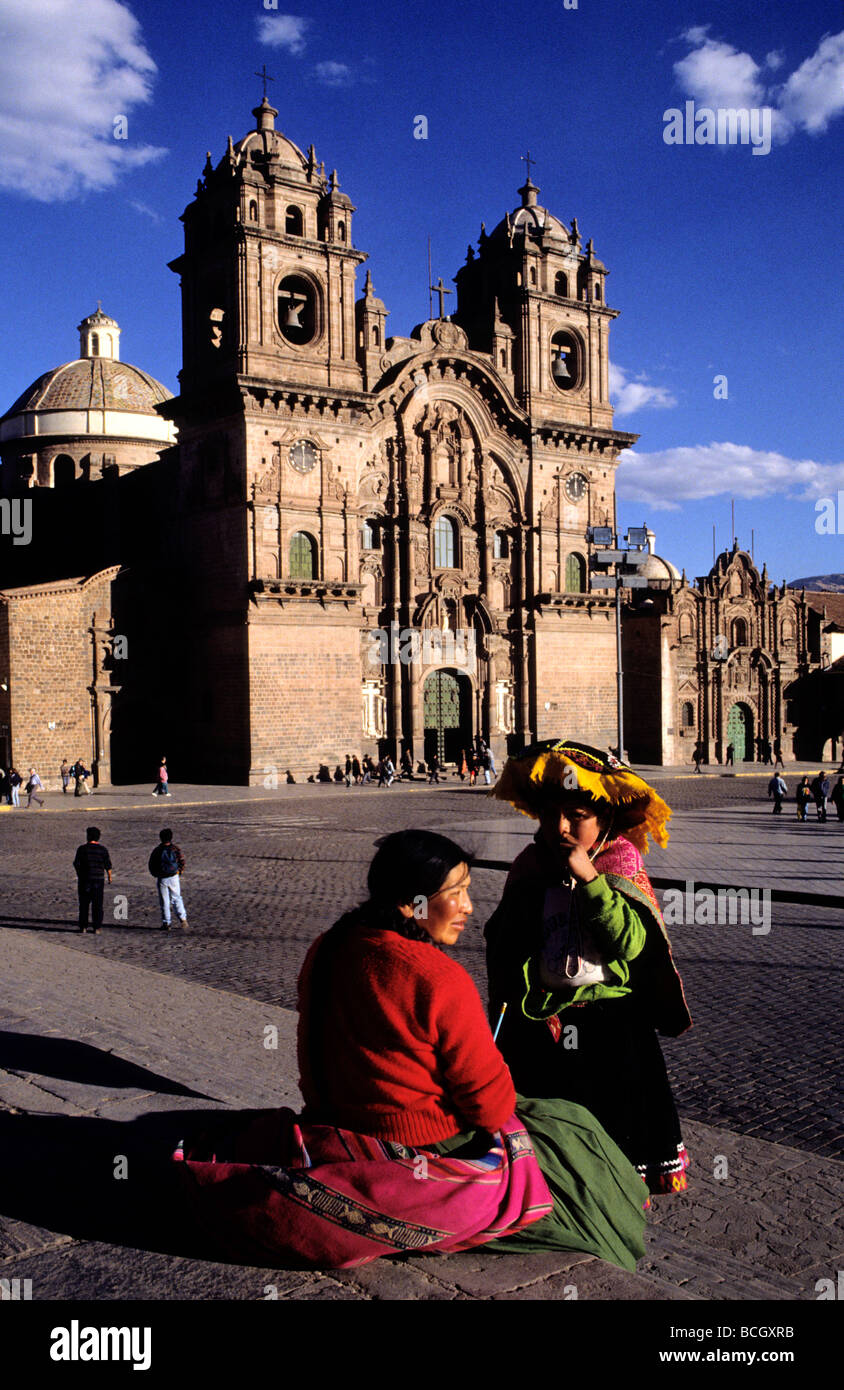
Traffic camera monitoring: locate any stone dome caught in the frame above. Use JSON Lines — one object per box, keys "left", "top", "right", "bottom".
{"left": 638, "top": 530, "right": 681, "bottom": 584}
{"left": 0, "top": 310, "right": 176, "bottom": 487}
{"left": 4, "top": 357, "right": 172, "bottom": 421}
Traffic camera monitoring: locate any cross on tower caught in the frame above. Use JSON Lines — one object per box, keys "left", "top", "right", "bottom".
{"left": 521, "top": 149, "right": 536, "bottom": 182}
{"left": 429, "top": 276, "right": 453, "bottom": 319}
{"left": 255, "top": 65, "right": 275, "bottom": 99}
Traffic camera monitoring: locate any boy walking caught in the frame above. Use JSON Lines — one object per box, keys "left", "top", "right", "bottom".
{"left": 73, "top": 827, "right": 112, "bottom": 933}
{"left": 148, "top": 828, "right": 188, "bottom": 930}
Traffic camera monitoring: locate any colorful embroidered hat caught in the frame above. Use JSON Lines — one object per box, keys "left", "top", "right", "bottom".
{"left": 491, "top": 739, "right": 671, "bottom": 855}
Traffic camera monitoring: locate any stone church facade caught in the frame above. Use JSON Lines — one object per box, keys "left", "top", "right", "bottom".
{"left": 623, "top": 545, "right": 838, "bottom": 765}
{"left": 158, "top": 96, "right": 636, "bottom": 782}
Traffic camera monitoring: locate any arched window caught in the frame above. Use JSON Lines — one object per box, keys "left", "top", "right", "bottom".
{"left": 781, "top": 618, "right": 794, "bottom": 643}
{"left": 565, "top": 552, "right": 586, "bottom": 593}
{"left": 52, "top": 455, "right": 76, "bottom": 488}
{"left": 289, "top": 531, "right": 317, "bottom": 579}
{"left": 285, "top": 205, "right": 303, "bottom": 236}
{"left": 681, "top": 701, "right": 695, "bottom": 728}
{"left": 529, "top": 267, "right": 537, "bottom": 285}
{"left": 679, "top": 611, "right": 694, "bottom": 640}
{"left": 554, "top": 271, "right": 568, "bottom": 297}
{"left": 248, "top": 200, "right": 258, "bottom": 221}
{"left": 90, "top": 333, "right": 100, "bottom": 356}
{"left": 594, "top": 283, "right": 602, "bottom": 302}
{"left": 338, "top": 221, "right": 346, "bottom": 242}
{"left": 372, "top": 325, "right": 380, "bottom": 346}
{"left": 492, "top": 529, "right": 509, "bottom": 560}
{"left": 731, "top": 617, "right": 748, "bottom": 648}
{"left": 361, "top": 518, "right": 380, "bottom": 550}
{"left": 433, "top": 515, "right": 457, "bottom": 569}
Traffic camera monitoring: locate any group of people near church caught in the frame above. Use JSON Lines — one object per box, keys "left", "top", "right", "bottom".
{"left": 175, "top": 740, "right": 691, "bottom": 1273}
{"left": 1, "top": 766, "right": 45, "bottom": 807}
{"left": 301, "top": 740, "right": 497, "bottom": 789}
{"left": 788, "top": 772, "right": 844, "bottom": 822}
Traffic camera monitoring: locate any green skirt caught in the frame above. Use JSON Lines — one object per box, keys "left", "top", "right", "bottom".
{"left": 431, "top": 1094, "right": 648, "bottom": 1271}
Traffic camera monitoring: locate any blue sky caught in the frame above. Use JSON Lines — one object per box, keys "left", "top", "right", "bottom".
{"left": 0, "top": 0, "right": 842, "bottom": 584}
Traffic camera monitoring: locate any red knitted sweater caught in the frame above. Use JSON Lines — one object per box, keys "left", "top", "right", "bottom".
{"left": 297, "top": 926, "right": 516, "bottom": 1146}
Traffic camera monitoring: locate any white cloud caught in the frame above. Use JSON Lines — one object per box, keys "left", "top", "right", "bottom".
{"left": 775, "top": 31, "right": 844, "bottom": 135}
{"left": 313, "top": 61, "right": 354, "bottom": 87}
{"left": 128, "top": 199, "right": 161, "bottom": 223}
{"left": 674, "top": 34, "right": 765, "bottom": 110}
{"left": 0, "top": 0, "right": 166, "bottom": 202}
{"left": 610, "top": 363, "right": 677, "bottom": 416}
{"left": 617, "top": 442, "right": 844, "bottom": 511}
{"left": 256, "top": 15, "right": 310, "bottom": 55}
{"left": 671, "top": 28, "right": 844, "bottom": 148}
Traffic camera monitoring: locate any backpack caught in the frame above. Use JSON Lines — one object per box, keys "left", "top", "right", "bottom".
{"left": 150, "top": 843, "right": 180, "bottom": 877}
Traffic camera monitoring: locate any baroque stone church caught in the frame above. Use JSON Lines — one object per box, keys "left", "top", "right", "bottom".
{"left": 0, "top": 93, "right": 655, "bottom": 783}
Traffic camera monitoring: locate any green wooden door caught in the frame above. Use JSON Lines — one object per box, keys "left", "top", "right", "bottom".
{"left": 726, "top": 703, "right": 752, "bottom": 762}
{"left": 423, "top": 670, "right": 471, "bottom": 764}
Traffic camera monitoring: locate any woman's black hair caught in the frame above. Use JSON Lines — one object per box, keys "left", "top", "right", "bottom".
{"left": 364, "top": 829, "right": 473, "bottom": 939}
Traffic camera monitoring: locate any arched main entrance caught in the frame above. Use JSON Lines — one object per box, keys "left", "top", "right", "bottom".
{"left": 726, "top": 702, "right": 754, "bottom": 762}
{"left": 423, "top": 669, "right": 473, "bottom": 766}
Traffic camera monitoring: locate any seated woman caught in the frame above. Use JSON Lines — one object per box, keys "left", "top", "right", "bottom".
{"left": 486, "top": 740, "right": 691, "bottom": 1195}
{"left": 174, "top": 830, "right": 647, "bottom": 1270}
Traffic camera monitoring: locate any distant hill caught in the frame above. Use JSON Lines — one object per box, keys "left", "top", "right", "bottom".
{"left": 787, "top": 574, "right": 844, "bottom": 592}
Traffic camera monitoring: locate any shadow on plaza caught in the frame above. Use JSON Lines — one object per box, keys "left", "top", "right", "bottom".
{"left": 0, "top": 1105, "right": 319, "bottom": 1268}
{"left": 0, "top": 1032, "right": 212, "bottom": 1099}
{"left": 0, "top": 914, "right": 162, "bottom": 933}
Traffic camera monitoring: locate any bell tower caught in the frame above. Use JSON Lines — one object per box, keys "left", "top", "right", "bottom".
{"left": 454, "top": 174, "right": 616, "bottom": 429}
{"left": 171, "top": 96, "right": 367, "bottom": 397}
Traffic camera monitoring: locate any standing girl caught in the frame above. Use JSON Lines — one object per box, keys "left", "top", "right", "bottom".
{"left": 486, "top": 740, "right": 691, "bottom": 1195}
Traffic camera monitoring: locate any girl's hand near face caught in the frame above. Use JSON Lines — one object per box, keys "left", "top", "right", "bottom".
{"left": 558, "top": 834, "right": 599, "bottom": 884}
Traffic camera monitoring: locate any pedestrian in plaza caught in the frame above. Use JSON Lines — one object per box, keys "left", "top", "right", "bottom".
{"left": 830, "top": 775, "right": 844, "bottom": 822}
{"left": 148, "top": 828, "right": 188, "bottom": 931}
{"left": 352, "top": 755, "right": 362, "bottom": 785}
{"left": 773, "top": 739, "right": 784, "bottom": 769}
{"left": 796, "top": 776, "right": 813, "bottom": 822}
{"left": 73, "top": 826, "right": 112, "bottom": 934}
{"left": 153, "top": 756, "right": 171, "bottom": 797}
{"left": 73, "top": 758, "right": 92, "bottom": 796}
{"left": 763, "top": 739, "right": 773, "bottom": 766}
{"left": 8, "top": 767, "right": 22, "bottom": 807}
{"left": 481, "top": 748, "right": 493, "bottom": 786}
{"left": 810, "top": 772, "right": 830, "bottom": 822}
{"left": 399, "top": 749, "right": 414, "bottom": 780}
{"left": 486, "top": 739, "right": 691, "bottom": 1195}
{"left": 60, "top": 759, "right": 71, "bottom": 794}
{"left": 25, "top": 767, "right": 45, "bottom": 808}
{"left": 768, "top": 772, "right": 787, "bottom": 815}
{"left": 344, "top": 755, "right": 353, "bottom": 787}
{"left": 725, "top": 742, "right": 734, "bottom": 767}
{"left": 0, "top": 768, "right": 10, "bottom": 805}
{"left": 467, "top": 748, "right": 478, "bottom": 786}
{"left": 427, "top": 752, "right": 441, "bottom": 784}
{"left": 692, "top": 741, "right": 703, "bottom": 773}
{"left": 285, "top": 769, "right": 296, "bottom": 784}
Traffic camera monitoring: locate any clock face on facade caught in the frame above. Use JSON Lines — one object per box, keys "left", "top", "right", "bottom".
{"left": 565, "top": 471, "right": 587, "bottom": 502}
{"left": 288, "top": 440, "right": 318, "bottom": 474}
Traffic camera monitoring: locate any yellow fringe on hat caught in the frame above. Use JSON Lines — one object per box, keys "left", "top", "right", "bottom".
{"left": 492, "top": 746, "right": 671, "bottom": 855}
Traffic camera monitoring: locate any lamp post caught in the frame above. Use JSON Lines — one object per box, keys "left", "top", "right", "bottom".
{"left": 588, "top": 525, "right": 650, "bottom": 760}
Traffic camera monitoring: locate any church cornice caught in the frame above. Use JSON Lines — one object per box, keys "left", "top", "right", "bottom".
{"left": 534, "top": 424, "right": 639, "bottom": 454}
